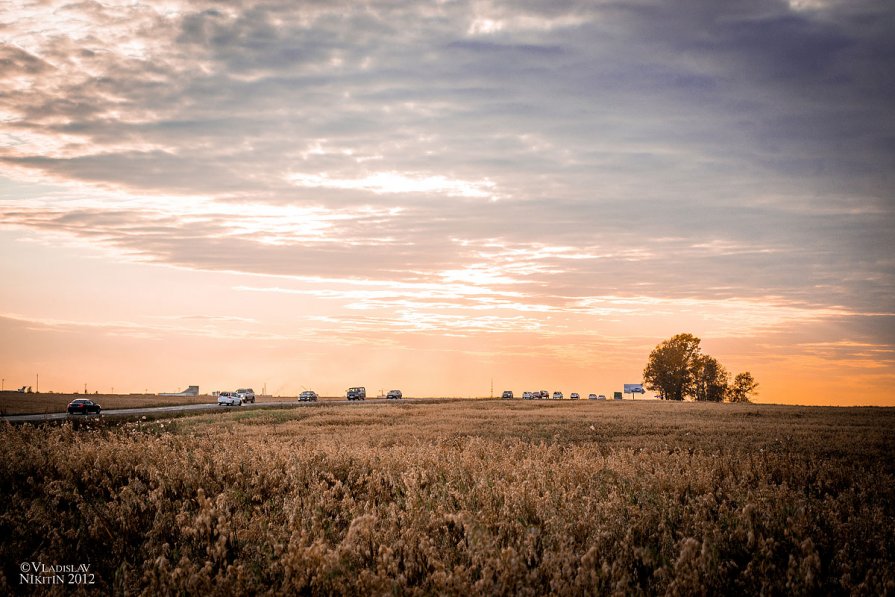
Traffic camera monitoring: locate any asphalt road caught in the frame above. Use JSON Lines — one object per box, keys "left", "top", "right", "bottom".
{"left": 0, "top": 397, "right": 439, "bottom": 424}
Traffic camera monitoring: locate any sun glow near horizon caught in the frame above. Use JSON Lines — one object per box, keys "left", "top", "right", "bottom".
{"left": 0, "top": 219, "right": 890, "bottom": 404}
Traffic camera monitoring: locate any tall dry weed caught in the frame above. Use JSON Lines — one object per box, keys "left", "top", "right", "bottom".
{"left": 1, "top": 401, "right": 893, "bottom": 595}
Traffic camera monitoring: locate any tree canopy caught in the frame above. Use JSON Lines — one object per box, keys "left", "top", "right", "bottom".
{"left": 729, "top": 372, "right": 759, "bottom": 403}
{"left": 693, "top": 354, "right": 729, "bottom": 403}
{"left": 643, "top": 333, "right": 757, "bottom": 403}
{"left": 642, "top": 333, "right": 701, "bottom": 401}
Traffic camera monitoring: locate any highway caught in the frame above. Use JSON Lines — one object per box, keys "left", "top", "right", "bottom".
{"left": 0, "top": 397, "right": 440, "bottom": 424}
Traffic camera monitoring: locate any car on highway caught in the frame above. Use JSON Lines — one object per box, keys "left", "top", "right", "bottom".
{"left": 570, "top": 393, "right": 580, "bottom": 400}
{"left": 522, "top": 391, "right": 534, "bottom": 400}
{"left": 588, "top": 393, "right": 598, "bottom": 400}
{"left": 217, "top": 392, "right": 241, "bottom": 407}
{"left": 236, "top": 388, "right": 256, "bottom": 404}
{"left": 67, "top": 398, "right": 101, "bottom": 415}
{"left": 298, "top": 390, "right": 318, "bottom": 402}
{"left": 539, "top": 390, "right": 549, "bottom": 400}
{"left": 600, "top": 394, "right": 609, "bottom": 400}
{"left": 553, "top": 391, "right": 563, "bottom": 400}
{"left": 347, "top": 387, "right": 366, "bottom": 400}
{"left": 501, "top": 390, "right": 514, "bottom": 400}
{"left": 387, "top": 389, "right": 403, "bottom": 400}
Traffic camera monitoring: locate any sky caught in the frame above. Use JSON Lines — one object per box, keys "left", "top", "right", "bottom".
{"left": 1, "top": 0, "right": 893, "bottom": 405}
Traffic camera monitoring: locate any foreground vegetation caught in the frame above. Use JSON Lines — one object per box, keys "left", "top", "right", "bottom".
{"left": 2, "top": 401, "right": 893, "bottom": 594}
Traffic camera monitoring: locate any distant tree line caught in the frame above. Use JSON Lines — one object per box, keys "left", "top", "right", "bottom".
{"left": 643, "top": 333, "right": 758, "bottom": 402}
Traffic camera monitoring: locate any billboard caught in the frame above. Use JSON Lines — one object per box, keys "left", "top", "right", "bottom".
{"left": 624, "top": 384, "right": 645, "bottom": 394}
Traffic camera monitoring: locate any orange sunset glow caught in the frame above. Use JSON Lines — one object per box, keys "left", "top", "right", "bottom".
{"left": 1, "top": 1, "right": 893, "bottom": 405}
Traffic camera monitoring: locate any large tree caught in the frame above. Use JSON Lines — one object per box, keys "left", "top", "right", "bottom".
{"left": 643, "top": 333, "right": 702, "bottom": 401}
{"left": 693, "top": 354, "right": 730, "bottom": 402}
{"left": 728, "top": 372, "right": 759, "bottom": 403}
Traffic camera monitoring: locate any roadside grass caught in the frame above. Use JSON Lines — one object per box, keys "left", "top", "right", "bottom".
{"left": 0, "top": 392, "right": 343, "bottom": 416}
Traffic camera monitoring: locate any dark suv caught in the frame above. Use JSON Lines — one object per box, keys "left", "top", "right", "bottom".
{"left": 347, "top": 387, "right": 366, "bottom": 400}
{"left": 501, "top": 391, "right": 514, "bottom": 399}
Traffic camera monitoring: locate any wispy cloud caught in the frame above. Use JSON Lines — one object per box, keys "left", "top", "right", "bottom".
{"left": 0, "top": 311, "right": 282, "bottom": 342}
{"left": 288, "top": 171, "right": 497, "bottom": 198}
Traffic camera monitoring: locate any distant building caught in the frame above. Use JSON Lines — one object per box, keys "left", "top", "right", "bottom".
{"left": 159, "top": 385, "right": 199, "bottom": 397}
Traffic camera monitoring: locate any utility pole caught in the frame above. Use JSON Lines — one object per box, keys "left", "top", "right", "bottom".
{"left": 490, "top": 377, "right": 493, "bottom": 399}
{"left": 36, "top": 373, "right": 39, "bottom": 393}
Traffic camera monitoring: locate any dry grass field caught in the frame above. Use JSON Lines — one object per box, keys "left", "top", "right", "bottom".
{"left": 0, "top": 392, "right": 348, "bottom": 416}
{"left": 1, "top": 400, "right": 893, "bottom": 595}
{"left": 0, "top": 392, "right": 213, "bottom": 416}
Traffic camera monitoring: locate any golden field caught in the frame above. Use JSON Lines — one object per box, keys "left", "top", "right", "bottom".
{"left": 1, "top": 400, "right": 893, "bottom": 595}
{"left": 0, "top": 392, "right": 347, "bottom": 416}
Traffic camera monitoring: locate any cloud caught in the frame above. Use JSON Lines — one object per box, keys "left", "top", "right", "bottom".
{"left": 288, "top": 171, "right": 498, "bottom": 198}
{"left": 0, "top": 311, "right": 279, "bottom": 341}
{"left": 1, "top": 0, "right": 893, "bottom": 357}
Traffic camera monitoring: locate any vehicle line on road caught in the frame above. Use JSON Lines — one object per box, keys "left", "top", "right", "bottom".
{"left": 0, "top": 397, "right": 460, "bottom": 423}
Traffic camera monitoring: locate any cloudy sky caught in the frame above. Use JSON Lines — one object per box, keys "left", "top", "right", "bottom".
{"left": 1, "top": 0, "right": 893, "bottom": 404}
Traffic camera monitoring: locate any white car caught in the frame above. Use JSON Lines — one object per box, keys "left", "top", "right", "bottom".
{"left": 552, "top": 391, "right": 563, "bottom": 400}
{"left": 236, "top": 388, "right": 256, "bottom": 403}
{"left": 298, "top": 390, "right": 318, "bottom": 402}
{"left": 570, "top": 393, "right": 580, "bottom": 400}
{"left": 588, "top": 393, "right": 598, "bottom": 400}
{"left": 522, "top": 391, "right": 534, "bottom": 400}
{"left": 218, "top": 391, "right": 241, "bottom": 406}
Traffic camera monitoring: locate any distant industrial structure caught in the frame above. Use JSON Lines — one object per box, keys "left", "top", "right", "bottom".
{"left": 159, "top": 385, "right": 199, "bottom": 397}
